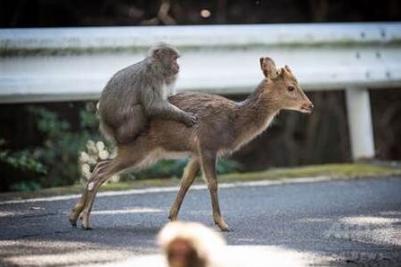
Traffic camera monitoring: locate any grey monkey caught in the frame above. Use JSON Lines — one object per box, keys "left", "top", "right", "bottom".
{"left": 98, "top": 43, "right": 197, "bottom": 144}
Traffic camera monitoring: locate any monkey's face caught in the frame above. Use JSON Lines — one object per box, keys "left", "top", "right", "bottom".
{"left": 154, "top": 50, "right": 180, "bottom": 76}
{"left": 151, "top": 45, "right": 181, "bottom": 77}
{"left": 165, "top": 53, "right": 180, "bottom": 75}
{"left": 167, "top": 238, "right": 204, "bottom": 267}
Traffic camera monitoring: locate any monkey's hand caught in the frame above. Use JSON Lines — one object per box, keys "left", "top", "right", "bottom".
{"left": 183, "top": 112, "right": 198, "bottom": 127}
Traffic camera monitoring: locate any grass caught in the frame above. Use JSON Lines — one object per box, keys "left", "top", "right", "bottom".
{"left": 0, "top": 162, "right": 400, "bottom": 202}
{"left": 218, "top": 162, "right": 401, "bottom": 183}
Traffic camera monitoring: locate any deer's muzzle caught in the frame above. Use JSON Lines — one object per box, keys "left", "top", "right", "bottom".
{"left": 300, "top": 102, "right": 314, "bottom": 114}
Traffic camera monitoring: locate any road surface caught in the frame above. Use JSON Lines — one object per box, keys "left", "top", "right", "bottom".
{"left": 1, "top": 176, "right": 400, "bottom": 266}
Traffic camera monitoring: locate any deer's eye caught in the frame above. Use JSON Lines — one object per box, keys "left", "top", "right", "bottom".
{"left": 288, "top": 86, "right": 295, "bottom": 92}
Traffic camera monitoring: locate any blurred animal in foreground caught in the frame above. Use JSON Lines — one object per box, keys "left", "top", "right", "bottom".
{"left": 97, "top": 222, "right": 313, "bottom": 267}
{"left": 158, "top": 222, "right": 314, "bottom": 267}
{"left": 158, "top": 222, "right": 225, "bottom": 267}
{"left": 69, "top": 56, "right": 313, "bottom": 231}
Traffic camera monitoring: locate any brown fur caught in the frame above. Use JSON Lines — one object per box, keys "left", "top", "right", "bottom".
{"left": 69, "top": 57, "right": 313, "bottom": 231}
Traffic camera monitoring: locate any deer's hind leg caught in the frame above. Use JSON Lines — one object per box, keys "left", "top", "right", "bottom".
{"left": 69, "top": 144, "right": 148, "bottom": 230}
{"left": 169, "top": 157, "right": 200, "bottom": 221}
{"left": 69, "top": 158, "right": 128, "bottom": 229}
{"left": 80, "top": 159, "right": 129, "bottom": 229}
{"left": 68, "top": 159, "right": 112, "bottom": 227}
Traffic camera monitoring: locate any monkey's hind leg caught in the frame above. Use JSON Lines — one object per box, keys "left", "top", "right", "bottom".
{"left": 115, "top": 105, "right": 148, "bottom": 144}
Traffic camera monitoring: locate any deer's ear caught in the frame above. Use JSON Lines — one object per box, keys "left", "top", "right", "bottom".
{"left": 260, "top": 57, "right": 278, "bottom": 79}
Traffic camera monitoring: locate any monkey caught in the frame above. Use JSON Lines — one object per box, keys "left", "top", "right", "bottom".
{"left": 97, "top": 43, "right": 197, "bottom": 144}
{"left": 158, "top": 222, "right": 226, "bottom": 267}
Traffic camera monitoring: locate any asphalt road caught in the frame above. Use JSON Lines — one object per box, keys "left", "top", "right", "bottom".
{"left": 1, "top": 176, "right": 401, "bottom": 266}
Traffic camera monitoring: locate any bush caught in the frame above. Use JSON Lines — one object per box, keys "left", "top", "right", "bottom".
{"left": 27, "top": 106, "right": 99, "bottom": 187}
{"left": 0, "top": 139, "right": 46, "bottom": 192}
{"left": 0, "top": 104, "right": 100, "bottom": 191}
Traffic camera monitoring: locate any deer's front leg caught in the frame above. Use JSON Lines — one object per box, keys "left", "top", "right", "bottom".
{"left": 169, "top": 158, "right": 200, "bottom": 221}
{"left": 200, "top": 151, "right": 230, "bottom": 232}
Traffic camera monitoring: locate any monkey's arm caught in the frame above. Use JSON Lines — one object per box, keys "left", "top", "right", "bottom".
{"left": 141, "top": 87, "right": 196, "bottom": 126}
{"left": 147, "top": 100, "right": 197, "bottom": 127}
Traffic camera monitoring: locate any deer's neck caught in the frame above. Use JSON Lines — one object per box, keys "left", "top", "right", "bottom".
{"left": 233, "top": 81, "right": 279, "bottom": 149}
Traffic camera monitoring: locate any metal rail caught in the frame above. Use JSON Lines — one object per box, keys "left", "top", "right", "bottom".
{"left": 1, "top": 23, "right": 401, "bottom": 159}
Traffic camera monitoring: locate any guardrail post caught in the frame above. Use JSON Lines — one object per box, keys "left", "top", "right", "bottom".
{"left": 345, "top": 87, "right": 375, "bottom": 160}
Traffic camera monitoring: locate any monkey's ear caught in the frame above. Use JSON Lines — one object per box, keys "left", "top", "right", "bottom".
{"left": 152, "top": 48, "right": 162, "bottom": 59}
{"left": 260, "top": 57, "right": 278, "bottom": 79}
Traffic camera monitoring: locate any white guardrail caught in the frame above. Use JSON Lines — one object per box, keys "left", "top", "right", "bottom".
{"left": 1, "top": 23, "right": 401, "bottom": 160}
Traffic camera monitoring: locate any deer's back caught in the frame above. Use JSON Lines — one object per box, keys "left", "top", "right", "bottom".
{"left": 144, "top": 92, "right": 238, "bottom": 153}
{"left": 170, "top": 92, "right": 237, "bottom": 117}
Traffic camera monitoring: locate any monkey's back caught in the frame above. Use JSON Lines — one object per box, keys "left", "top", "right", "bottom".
{"left": 98, "top": 61, "right": 149, "bottom": 125}
{"left": 96, "top": 60, "right": 151, "bottom": 143}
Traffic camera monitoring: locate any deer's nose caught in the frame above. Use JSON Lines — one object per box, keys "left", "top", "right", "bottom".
{"left": 301, "top": 102, "right": 314, "bottom": 113}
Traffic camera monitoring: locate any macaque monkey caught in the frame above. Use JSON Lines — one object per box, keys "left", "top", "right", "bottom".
{"left": 98, "top": 43, "right": 197, "bottom": 144}
{"left": 158, "top": 222, "right": 226, "bottom": 267}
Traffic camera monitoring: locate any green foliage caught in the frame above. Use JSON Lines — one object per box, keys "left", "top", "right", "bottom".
{"left": 0, "top": 149, "right": 46, "bottom": 175}
{"left": 0, "top": 139, "right": 46, "bottom": 176}
{"left": 28, "top": 106, "right": 98, "bottom": 187}
{"left": 0, "top": 138, "right": 46, "bottom": 191}
{"left": 10, "top": 181, "right": 41, "bottom": 192}
{"left": 79, "top": 102, "right": 99, "bottom": 129}
{"left": 134, "top": 159, "right": 188, "bottom": 179}
{"left": 1, "top": 104, "right": 100, "bottom": 191}
{"left": 216, "top": 159, "right": 241, "bottom": 174}
{"left": 30, "top": 107, "right": 70, "bottom": 138}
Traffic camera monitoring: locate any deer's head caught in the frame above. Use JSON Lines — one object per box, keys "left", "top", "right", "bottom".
{"left": 259, "top": 57, "right": 313, "bottom": 114}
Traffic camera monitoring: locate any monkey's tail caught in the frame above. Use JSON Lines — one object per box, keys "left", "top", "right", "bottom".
{"left": 96, "top": 102, "right": 117, "bottom": 144}
{"left": 99, "top": 119, "right": 117, "bottom": 144}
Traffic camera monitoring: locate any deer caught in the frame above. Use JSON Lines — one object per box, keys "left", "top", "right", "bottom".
{"left": 68, "top": 57, "right": 314, "bottom": 231}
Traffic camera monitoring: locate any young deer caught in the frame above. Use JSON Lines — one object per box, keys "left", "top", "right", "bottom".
{"left": 69, "top": 57, "right": 313, "bottom": 231}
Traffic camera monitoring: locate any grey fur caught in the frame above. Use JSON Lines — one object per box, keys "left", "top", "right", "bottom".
{"left": 98, "top": 43, "right": 197, "bottom": 144}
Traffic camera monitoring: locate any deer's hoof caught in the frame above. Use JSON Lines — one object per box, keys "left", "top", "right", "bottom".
{"left": 215, "top": 220, "right": 230, "bottom": 232}
{"left": 79, "top": 213, "right": 93, "bottom": 230}
{"left": 81, "top": 225, "right": 93, "bottom": 231}
{"left": 219, "top": 225, "right": 231, "bottom": 232}
{"left": 80, "top": 220, "right": 93, "bottom": 230}
{"left": 168, "top": 214, "right": 177, "bottom": 221}
{"left": 68, "top": 213, "right": 78, "bottom": 227}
